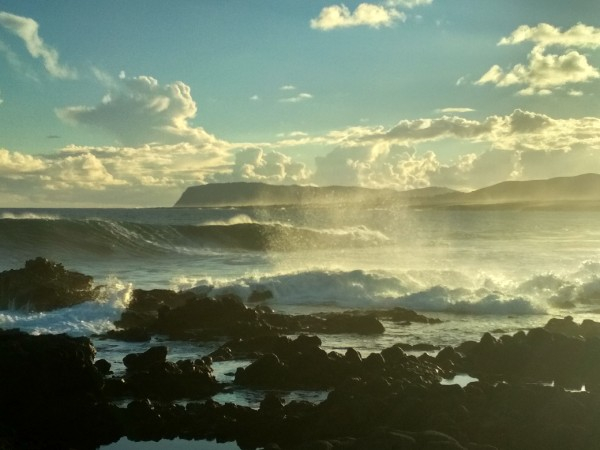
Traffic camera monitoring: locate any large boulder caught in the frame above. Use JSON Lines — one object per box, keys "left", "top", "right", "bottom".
{"left": 0, "top": 257, "right": 98, "bottom": 311}
{"left": 117, "top": 346, "right": 220, "bottom": 400}
{"left": 0, "top": 329, "right": 121, "bottom": 448}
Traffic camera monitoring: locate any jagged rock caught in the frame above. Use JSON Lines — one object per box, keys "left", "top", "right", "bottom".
{"left": 233, "top": 336, "right": 443, "bottom": 390}
{"left": 109, "top": 288, "right": 443, "bottom": 342}
{"left": 120, "top": 346, "right": 220, "bottom": 400}
{"left": 0, "top": 257, "right": 98, "bottom": 311}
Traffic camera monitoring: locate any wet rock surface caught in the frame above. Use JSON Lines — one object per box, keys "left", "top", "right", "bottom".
{"left": 5, "top": 299, "right": 600, "bottom": 449}
{"left": 112, "top": 288, "right": 421, "bottom": 339}
{"left": 0, "top": 257, "right": 98, "bottom": 311}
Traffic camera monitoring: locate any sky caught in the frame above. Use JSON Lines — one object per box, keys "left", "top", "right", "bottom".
{"left": 0, "top": 0, "right": 599, "bottom": 207}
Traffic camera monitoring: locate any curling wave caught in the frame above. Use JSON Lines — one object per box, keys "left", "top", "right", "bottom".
{"left": 0, "top": 216, "right": 390, "bottom": 258}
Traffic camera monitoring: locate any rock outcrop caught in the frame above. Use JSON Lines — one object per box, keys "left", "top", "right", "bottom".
{"left": 0, "top": 257, "right": 98, "bottom": 311}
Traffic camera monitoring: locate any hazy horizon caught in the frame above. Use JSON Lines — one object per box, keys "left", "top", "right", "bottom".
{"left": 0, "top": 1, "right": 599, "bottom": 207}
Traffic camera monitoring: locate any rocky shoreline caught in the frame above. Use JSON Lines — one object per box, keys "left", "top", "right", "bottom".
{"left": 2, "top": 260, "right": 600, "bottom": 449}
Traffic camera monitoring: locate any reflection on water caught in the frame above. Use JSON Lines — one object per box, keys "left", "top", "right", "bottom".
{"left": 103, "top": 437, "right": 240, "bottom": 449}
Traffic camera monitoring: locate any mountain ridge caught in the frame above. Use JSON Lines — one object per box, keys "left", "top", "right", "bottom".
{"left": 173, "top": 173, "right": 600, "bottom": 208}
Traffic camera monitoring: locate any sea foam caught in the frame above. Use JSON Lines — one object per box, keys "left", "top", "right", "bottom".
{"left": 0, "top": 277, "right": 132, "bottom": 336}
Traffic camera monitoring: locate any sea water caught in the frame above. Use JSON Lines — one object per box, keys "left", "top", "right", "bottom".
{"left": 1, "top": 206, "right": 600, "bottom": 445}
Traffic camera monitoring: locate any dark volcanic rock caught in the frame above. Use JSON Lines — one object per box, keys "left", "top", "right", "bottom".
{"left": 123, "top": 345, "right": 168, "bottom": 371}
{"left": 0, "top": 257, "right": 98, "bottom": 311}
{"left": 119, "top": 346, "right": 220, "bottom": 400}
{"left": 453, "top": 325, "right": 600, "bottom": 390}
{"left": 233, "top": 335, "right": 444, "bottom": 390}
{"left": 0, "top": 329, "right": 121, "bottom": 449}
{"left": 110, "top": 288, "right": 442, "bottom": 342}
{"left": 544, "top": 315, "right": 600, "bottom": 338}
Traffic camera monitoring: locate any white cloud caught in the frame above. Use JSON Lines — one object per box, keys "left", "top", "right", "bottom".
{"left": 250, "top": 94, "right": 260, "bottom": 101}
{"left": 307, "top": 109, "right": 600, "bottom": 155}
{"left": 0, "top": 11, "right": 76, "bottom": 79}
{"left": 44, "top": 153, "right": 126, "bottom": 190}
{"left": 209, "top": 148, "right": 311, "bottom": 184}
{"left": 386, "top": 0, "right": 433, "bottom": 8}
{"left": 0, "top": 148, "right": 46, "bottom": 175}
{"left": 436, "top": 107, "right": 475, "bottom": 114}
{"left": 280, "top": 85, "right": 297, "bottom": 91}
{"left": 499, "top": 23, "right": 600, "bottom": 50}
{"left": 60, "top": 142, "right": 230, "bottom": 188}
{"left": 311, "top": 3, "right": 405, "bottom": 30}
{"left": 477, "top": 47, "right": 599, "bottom": 94}
{"left": 313, "top": 143, "right": 438, "bottom": 189}
{"left": 312, "top": 143, "right": 600, "bottom": 193}
{"left": 279, "top": 92, "right": 313, "bottom": 103}
{"left": 56, "top": 73, "right": 228, "bottom": 153}
{"left": 0, "top": 89, "right": 3, "bottom": 105}
{"left": 478, "top": 23, "right": 600, "bottom": 95}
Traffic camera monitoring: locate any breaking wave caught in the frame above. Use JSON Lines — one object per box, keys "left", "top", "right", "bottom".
{"left": 0, "top": 216, "right": 389, "bottom": 258}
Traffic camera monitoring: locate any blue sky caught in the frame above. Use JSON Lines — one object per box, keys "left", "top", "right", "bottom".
{"left": 0, "top": 0, "right": 599, "bottom": 206}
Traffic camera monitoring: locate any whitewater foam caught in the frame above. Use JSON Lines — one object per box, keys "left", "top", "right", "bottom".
{"left": 1, "top": 212, "right": 60, "bottom": 220}
{"left": 0, "top": 276, "right": 132, "bottom": 336}
{"left": 171, "top": 267, "right": 556, "bottom": 315}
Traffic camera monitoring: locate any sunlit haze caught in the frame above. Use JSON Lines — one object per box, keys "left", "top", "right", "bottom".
{"left": 0, "top": 1, "right": 599, "bottom": 207}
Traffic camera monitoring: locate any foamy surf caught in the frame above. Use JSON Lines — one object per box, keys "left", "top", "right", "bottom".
{"left": 0, "top": 277, "right": 132, "bottom": 336}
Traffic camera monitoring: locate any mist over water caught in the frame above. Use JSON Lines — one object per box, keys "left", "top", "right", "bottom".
{"left": 1, "top": 206, "right": 600, "bottom": 345}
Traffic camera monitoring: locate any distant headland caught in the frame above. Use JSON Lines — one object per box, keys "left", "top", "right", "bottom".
{"left": 174, "top": 173, "right": 600, "bottom": 209}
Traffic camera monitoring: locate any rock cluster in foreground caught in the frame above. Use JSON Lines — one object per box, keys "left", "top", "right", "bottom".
{"left": 109, "top": 287, "right": 439, "bottom": 341}
{"left": 3, "top": 315, "right": 600, "bottom": 449}
{"left": 3, "top": 261, "right": 600, "bottom": 449}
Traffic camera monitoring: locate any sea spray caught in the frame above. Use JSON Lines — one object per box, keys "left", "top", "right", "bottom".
{"left": 0, "top": 276, "right": 132, "bottom": 335}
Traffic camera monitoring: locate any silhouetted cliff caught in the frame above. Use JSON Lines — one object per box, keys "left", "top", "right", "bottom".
{"left": 173, "top": 174, "right": 600, "bottom": 209}
{"left": 174, "top": 182, "right": 453, "bottom": 207}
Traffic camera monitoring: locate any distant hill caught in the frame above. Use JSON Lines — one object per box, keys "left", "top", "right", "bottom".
{"left": 174, "top": 182, "right": 454, "bottom": 207}
{"left": 430, "top": 173, "right": 600, "bottom": 208}
{"left": 173, "top": 174, "right": 600, "bottom": 209}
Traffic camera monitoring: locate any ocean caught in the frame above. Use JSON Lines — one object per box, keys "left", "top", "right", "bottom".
{"left": 1, "top": 206, "right": 600, "bottom": 447}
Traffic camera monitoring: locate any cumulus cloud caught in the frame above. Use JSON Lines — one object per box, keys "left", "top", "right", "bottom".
{"left": 313, "top": 144, "right": 438, "bottom": 189}
{"left": 321, "top": 109, "right": 600, "bottom": 154}
{"left": 311, "top": 144, "right": 600, "bottom": 193}
{"left": 56, "top": 72, "right": 227, "bottom": 153}
{"left": 305, "top": 108, "right": 600, "bottom": 191}
{"left": 477, "top": 23, "right": 600, "bottom": 95}
{"left": 499, "top": 23, "right": 600, "bottom": 50}
{"left": 4, "top": 104, "right": 599, "bottom": 206}
{"left": 0, "top": 140, "right": 242, "bottom": 206}
{"left": 209, "top": 148, "right": 311, "bottom": 184}
{"left": 43, "top": 153, "right": 125, "bottom": 190}
{"left": 0, "top": 11, "right": 76, "bottom": 79}
{"left": 311, "top": 3, "right": 405, "bottom": 30}
{"left": 477, "top": 47, "right": 599, "bottom": 95}
{"left": 60, "top": 142, "right": 231, "bottom": 188}
{"left": 0, "top": 148, "right": 46, "bottom": 175}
